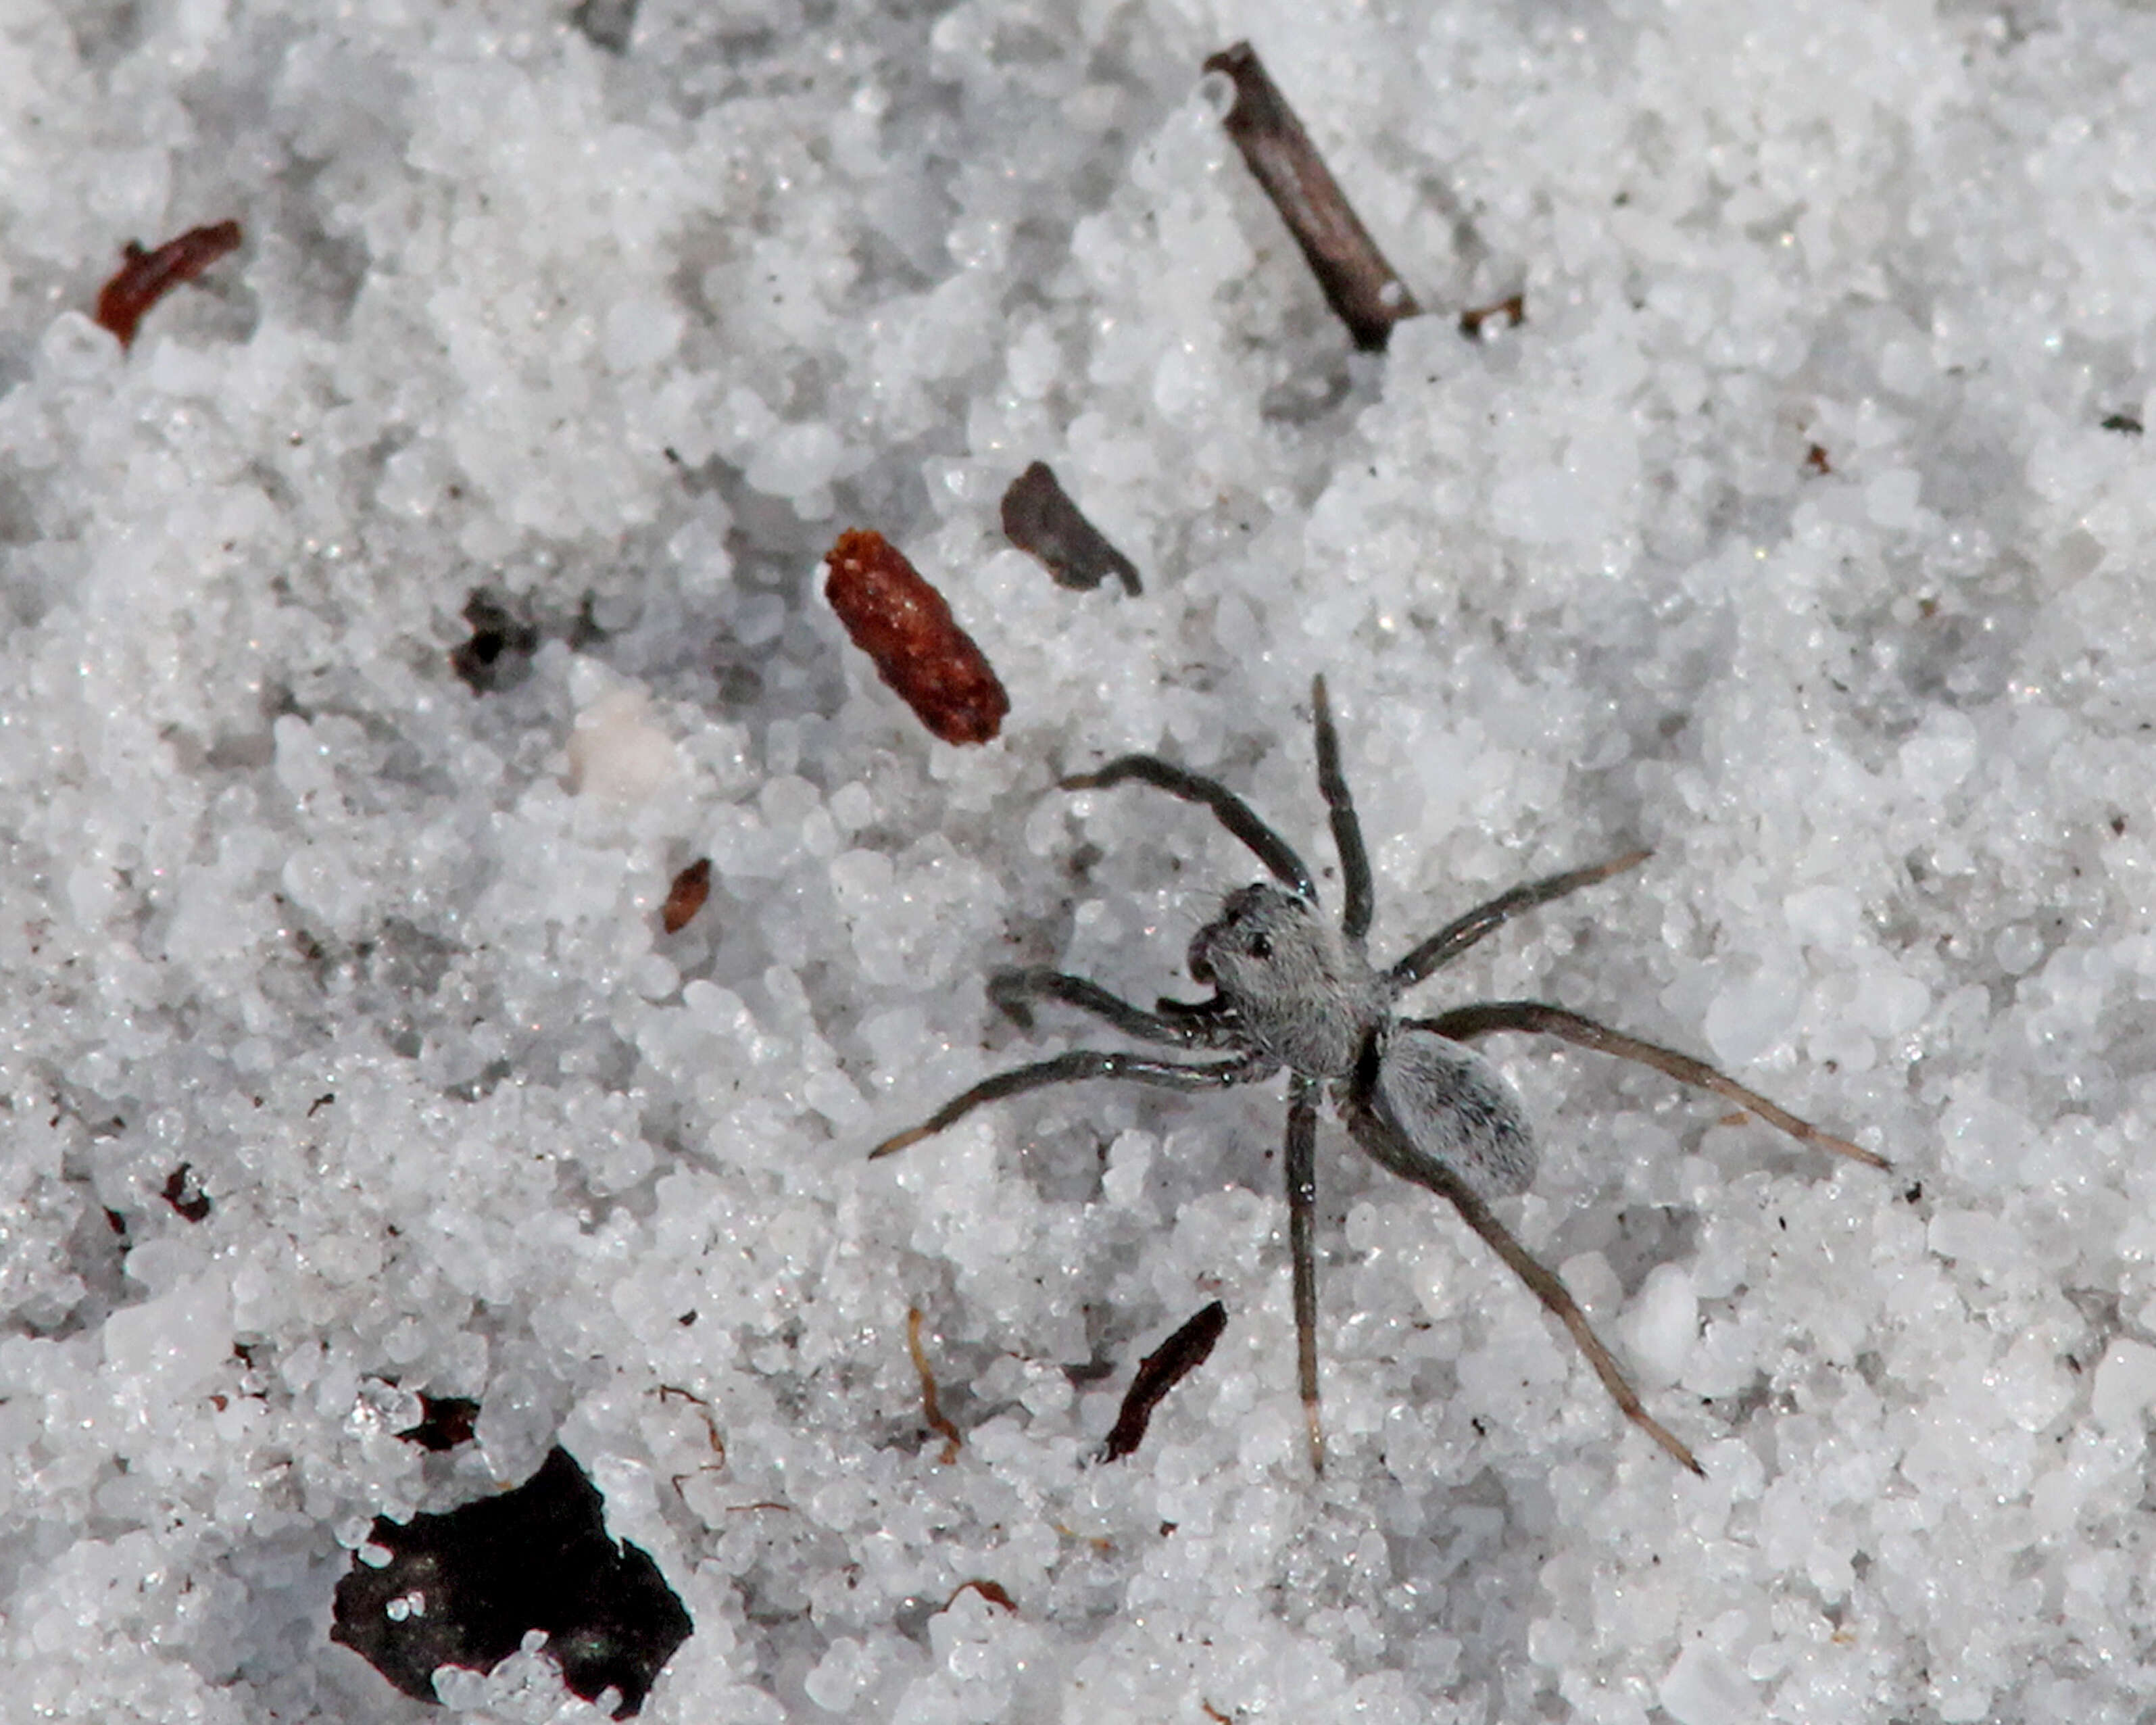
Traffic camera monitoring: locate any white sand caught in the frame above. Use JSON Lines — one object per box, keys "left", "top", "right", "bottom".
{"left": 1, "top": 1, "right": 2151, "bottom": 1720}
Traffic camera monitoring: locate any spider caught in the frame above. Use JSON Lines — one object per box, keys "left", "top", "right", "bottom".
{"left": 871, "top": 675, "right": 1885, "bottom": 1474}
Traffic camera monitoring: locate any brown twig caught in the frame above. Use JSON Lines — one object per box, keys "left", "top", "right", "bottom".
{"left": 1203, "top": 43, "right": 1419, "bottom": 350}
{"left": 906, "top": 1307, "right": 963, "bottom": 1462}
{"left": 654, "top": 1384, "right": 727, "bottom": 1461}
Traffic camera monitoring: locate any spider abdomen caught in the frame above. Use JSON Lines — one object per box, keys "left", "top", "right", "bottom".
{"left": 1352, "top": 1027, "right": 1537, "bottom": 1200}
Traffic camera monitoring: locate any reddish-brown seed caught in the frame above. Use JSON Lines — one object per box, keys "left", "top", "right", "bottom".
{"left": 662, "top": 858, "right": 712, "bottom": 933}
{"left": 824, "top": 529, "right": 1008, "bottom": 745}
{"left": 93, "top": 220, "right": 244, "bottom": 349}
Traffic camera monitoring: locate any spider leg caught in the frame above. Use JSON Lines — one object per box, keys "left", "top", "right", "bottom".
{"left": 1310, "top": 675, "right": 1374, "bottom": 944}
{"left": 1060, "top": 755, "right": 1316, "bottom": 901}
{"left": 1342, "top": 1046, "right": 1701, "bottom": 1473}
{"left": 1388, "top": 851, "right": 1651, "bottom": 989}
{"left": 868, "top": 1050, "right": 1271, "bottom": 1160}
{"left": 1419, "top": 1002, "right": 1887, "bottom": 1170}
{"left": 1377, "top": 1127, "right": 1701, "bottom": 1474}
{"left": 1285, "top": 1074, "right": 1324, "bottom": 1474}
{"left": 987, "top": 969, "right": 1230, "bottom": 1046}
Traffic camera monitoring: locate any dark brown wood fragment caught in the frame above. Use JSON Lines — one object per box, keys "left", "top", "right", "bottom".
{"left": 160, "top": 1163, "right": 212, "bottom": 1223}
{"left": 451, "top": 590, "right": 541, "bottom": 694}
{"left": 1459, "top": 292, "right": 1525, "bottom": 340}
{"left": 93, "top": 220, "right": 244, "bottom": 349}
{"left": 397, "top": 1393, "right": 481, "bottom": 1452}
{"left": 1000, "top": 462, "right": 1143, "bottom": 596}
{"left": 825, "top": 530, "right": 1009, "bottom": 745}
{"left": 1203, "top": 43, "right": 1419, "bottom": 351}
{"left": 661, "top": 858, "right": 712, "bottom": 933}
{"left": 1101, "top": 1300, "right": 1227, "bottom": 1462}
{"left": 944, "top": 1578, "right": 1017, "bottom": 1613}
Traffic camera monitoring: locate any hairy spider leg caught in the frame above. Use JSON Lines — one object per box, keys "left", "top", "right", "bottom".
{"left": 1060, "top": 756, "right": 1317, "bottom": 901}
{"left": 1344, "top": 1046, "right": 1703, "bottom": 1474}
{"left": 987, "top": 968, "right": 1234, "bottom": 1046}
{"left": 1389, "top": 851, "right": 1652, "bottom": 989}
{"left": 1285, "top": 1074, "right": 1325, "bottom": 1474}
{"left": 868, "top": 1050, "right": 1272, "bottom": 1160}
{"left": 1420, "top": 1003, "right": 1888, "bottom": 1170}
{"left": 1309, "top": 675, "right": 1375, "bottom": 944}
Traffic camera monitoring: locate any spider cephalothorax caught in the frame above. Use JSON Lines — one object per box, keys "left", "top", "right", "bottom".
{"left": 873, "top": 676, "right": 1884, "bottom": 1474}
{"left": 1187, "top": 883, "right": 1388, "bottom": 1076}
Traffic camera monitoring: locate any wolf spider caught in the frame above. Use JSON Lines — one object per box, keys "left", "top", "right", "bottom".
{"left": 871, "top": 677, "right": 1883, "bottom": 1474}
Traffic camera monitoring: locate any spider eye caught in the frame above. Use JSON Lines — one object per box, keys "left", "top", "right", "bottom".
{"left": 1247, "top": 933, "right": 1273, "bottom": 960}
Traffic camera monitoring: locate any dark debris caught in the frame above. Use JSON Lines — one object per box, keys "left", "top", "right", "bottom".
{"left": 1102, "top": 1301, "right": 1227, "bottom": 1462}
{"left": 1000, "top": 461, "right": 1144, "bottom": 596}
{"left": 330, "top": 1447, "right": 691, "bottom": 1716}
{"left": 1204, "top": 43, "right": 1419, "bottom": 351}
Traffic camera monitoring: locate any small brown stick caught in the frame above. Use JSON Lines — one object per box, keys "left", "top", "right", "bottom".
{"left": 1202, "top": 43, "right": 1419, "bottom": 351}
{"left": 825, "top": 530, "right": 1009, "bottom": 746}
{"left": 654, "top": 1384, "right": 727, "bottom": 1461}
{"left": 661, "top": 858, "right": 712, "bottom": 933}
{"left": 943, "top": 1578, "right": 1017, "bottom": 1614}
{"left": 906, "top": 1307, "right": 962, "bottom": 1462}
{"left": 94, "top": 220, "right": 243, "bottom": 349}
{"left": 1000, "top": 462, "right": 1144, "bottom": 596}
{"left": 1102, "top": 1300, "right": 1229, "bottom": 1461}
{"left": 1458, "top": 293, "right": 1525, "bottom": 340}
